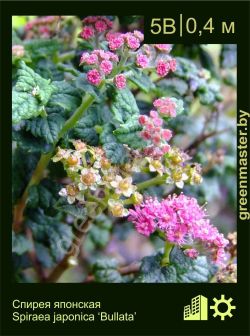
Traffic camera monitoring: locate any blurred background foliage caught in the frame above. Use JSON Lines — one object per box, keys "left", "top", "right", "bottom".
{"left": 12, "top": 16, "right": 236, "bottom": 283}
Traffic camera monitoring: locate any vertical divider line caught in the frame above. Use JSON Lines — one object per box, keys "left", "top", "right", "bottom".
{"left": 180, "top": 13, "right": 183, "bottom": 37}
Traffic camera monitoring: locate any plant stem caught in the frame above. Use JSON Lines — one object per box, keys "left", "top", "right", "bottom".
{"left": 57, "top": 51, "right": 75, "bottom": 63}
{"left": 45, "top": 219, "right": 91, "bottom": 283}
{"left": 57, "top": 94, "right": 95, "bottom": 139}
{"left": 87, "top": 194, "right": 106, "bottom": 208}
{"left": 95, "top": 34, "right": 100, "bottom": 49}
{"left": 185, "top": 127, "right": 231, "bottom": 153}
{"left": 13, "top": 152, "right": 53, "bottom": 232}
{"left": 111, "top": 50, "right": 129, "bottom": 77}
{"left": 56, "top": 63, "right": 79, "bottom": 76}
{"left": 137, "top": 174, "right": 166, "bottom": 191}
{"left": 13, "top": 82, "right": 104, "bottom": 232}
{"left": 161, "top": 241, "right": 174, "bottom": 266}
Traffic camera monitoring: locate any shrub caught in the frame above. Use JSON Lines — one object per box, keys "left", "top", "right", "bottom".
{"left": 12, "top": 16, "right": 237, "bottom": 283}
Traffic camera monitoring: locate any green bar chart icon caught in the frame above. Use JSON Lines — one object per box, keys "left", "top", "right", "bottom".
{"left": 184, "top": 295, "right": 208, "bottom": 320}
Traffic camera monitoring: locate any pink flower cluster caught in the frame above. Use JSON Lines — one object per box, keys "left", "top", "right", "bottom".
{"left": 25, "top": 16, "right": 59, "bottom": 31}
{"left": 139, "top": 110, "right": 172, "bottom": 146}
{"left": 106, "top": 31, "right": 144, "bottom": 51}
{"left": 24, "top": 16, "right": 59, "bottom": 38}
{"left": 12, "top": 45, "right": 25, "bottom": 57}
{"left": 153, "top": 97, "right": 177, "bottom": 117}
{"left": 114, "top": 74, "right": 127, "bottom": 89}
{"left": 137, "top": 97, "right": 178, "bottom": 158}
{"left": 156, "top": 58, "right": 177, "bottom": 77}
{"left": 128, "top": 194, "right": 229, "bottom": 264}
{"left": 80, "top": 50, "right": 119, "bottom": 86}
{"left": 80, "top": 16, "right": 113, "bottom": 40}
{"left": 184, "top": 249, "right": 199, "bottom": 259}
{"left": 154, "top": 44, "right": 172, "bottom": 52}
{"left": 136, "top": 54, "right": 149, "bottom": 68}
{"left": 134, "top": 44, "right": 176, "bottom": 74}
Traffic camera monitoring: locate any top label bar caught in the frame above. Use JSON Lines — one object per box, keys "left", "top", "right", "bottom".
{"left": 144, "top": 2, "right": 249, "bottom": 43}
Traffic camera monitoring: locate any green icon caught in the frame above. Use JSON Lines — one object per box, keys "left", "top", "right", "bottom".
{"left": 210, "top": 295, "right": 236, "bottom": 320}
{"left": 183, "top": 295, "right": 208, "bottom": 320}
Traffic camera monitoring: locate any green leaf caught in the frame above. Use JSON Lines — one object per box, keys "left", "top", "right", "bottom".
{"left": 113, "top": 117, "right": 146, "bottom": 149}
{"left": 110, "top": 87, "right": 139, "bottom": 124}
{"left": 171, "top": 97, "right": 184, "bottom": 116}
{"left": 156, "top": 78, "right": 189, "bottom": 96}
{"left": 94, "top": 214, "right": 112, "bottom": 230}
{"left": 128, "top": 70, "right": 155, "bottom": 93}
{"left": 35, "top": 59, "right": 64, "bottom": 81}
{"left": 118, "top": 16, "right": 142, "bottom": 24}
{"left": 197, "top": 82, "right": 222, "bottom": 105}
{"left": 88, "top": 226, "right": 110, "bottom": 248}
{"left": 173, "top": 57, "right": 222, "bottom": 106}
{"left": 102, "top": 90, "right": 142, "bottom": 156}
{"left": 75, "top": 73, "right": 101, "bottom": 101}
{"left": 113, "top": 117, "right": 142, "bottom": 134}
{"left": 13, "top": 254, "right": 32, "bottom": 275}
{"left": 137, "top": 100, "right": 151, "bottom": 115}
{"left": 26, "top": 113, "right": 65, "bottom": 144}
{"left": 54, "top": 199, "right": 87, "bottom": 220}
{"left": 76, "top": 128, "right": 99, "bottom": 145}
{"left": 12, "top": 61, "right": 55, "bottom": 124}
{"left": 99, "top": 123, "right": 116, "bottom": 144}
{"left": 12, "top": 90, "right": 38, "bottom": 124}
{"left": 174, "top": 57, "right": 198, "bottom": 79}
{"left": 27, "top": 211, "right": 73, "bottom": 264}
{"left": 100, "top": 124, "right": 129, "bottom": 164}
{"left": 104, "top": 142, "right": 130, "bottom": 164}
{"left": 199, "top": 47, "right": 218, "bottom": 78}
{"left": 12, "top": 147, "right": 40, "bottom": 204}
{"left": 92, "top": 258, "right": 124, "bottom": 283}
{"left": 220, "top": 44, "right": 237, "bottom": 69}
{"left": 170, "top": 247, "right": 217, "bottom": 283}
{"left": 12, "top": 129, "right": 53, "bottom": 154}
{"left": 134, "top": 248, "right": 217, "bottom": 283}
{"left": 223, "top": 72, "right": 237, "bottom": 87}
{"left": 198, "top": 91, "right": 215, "bottom": 105}
{"left": 12, "top": 30, "right": 22, "bottom": 45}
{"left": 73, "top": 120, "right": 99, "bottom": 145}
{"left": 71, "top": 107, "right": 102, "bottom": 146}
{"left": 34, "top": 243, "right": 54, "bottom": 268}
{"left": 88, "top": 214, "right": 112, "bottom": 248}
{"left": 15, "top": 62, "right": 54, "bottom": 103}
{"left": 27, "top": 179, "right": 60, "bottom": 209}
{"left": 24, "top": 38, "right": 59, "bottom": 60}
{"left": 77, "top": 40, "right": 94, "bottom": 51}
{"left": 134, "top": 252, "right": 177, "bottom": 283}
{"left": 93, "top": 258, "right": 118, "bottom": 270}
{"left": 12, "top": 232, "right": 32, "bottom": 255}
{"left": 48, "top": 81, "right": 81, "bottom": 113}
{"left": 27, "top": 185, "right": 39, "bottom": 208}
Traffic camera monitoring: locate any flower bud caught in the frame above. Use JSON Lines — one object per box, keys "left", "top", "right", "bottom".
{"left": 67, "top": 155, "right": 78, "bottom": 166}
